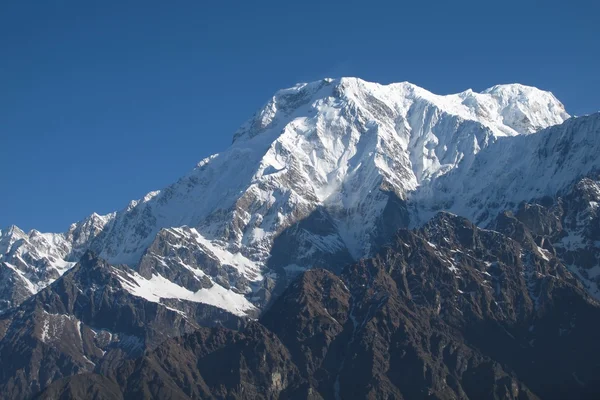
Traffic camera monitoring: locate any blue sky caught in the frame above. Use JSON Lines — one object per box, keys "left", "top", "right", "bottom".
{"left": 1, "top": 0, "right": 599, "bottom": 232}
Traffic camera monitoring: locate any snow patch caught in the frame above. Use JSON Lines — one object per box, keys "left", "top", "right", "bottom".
{"left": 115, "top": 269, "right": 256, "bottom": 317}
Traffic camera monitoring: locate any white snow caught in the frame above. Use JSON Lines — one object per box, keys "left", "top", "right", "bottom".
{"left": 3, "top": 262, "right": 37, "bottom": 294}
{"left": 417, "top": 113, "right": 600, "bottom": 227}
{"left": 115, "top": 269, "right": 256, "bottom": 317}
{"left": 187, "top": 228, "right": 262, "bottom": 279}
{"left": 38, "top": 311, "right": 83, "bottom": 344}
{"left": 536, "top": 246, "right": 551, "bottom": 261}
{"left": 40, "top": 318, "right": 49, "bottom": 343}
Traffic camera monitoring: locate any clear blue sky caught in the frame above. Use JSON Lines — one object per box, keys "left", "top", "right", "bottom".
{"left": 1, "top": 0, "right": 599, "bottom": 232}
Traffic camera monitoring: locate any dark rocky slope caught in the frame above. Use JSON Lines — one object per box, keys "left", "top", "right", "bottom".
{"left": 0, "top": 253, "right": 245, "bottom": 400}
{"left": 491, "top": 175, "right": 600, "bottom": 300}
{"left": 31, "top": 212, "right": 600, "bottom": 400}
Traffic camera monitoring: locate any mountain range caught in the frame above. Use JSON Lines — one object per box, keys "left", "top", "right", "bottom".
{"left": 1, "top": 77, "right": 599, "bottom": 399}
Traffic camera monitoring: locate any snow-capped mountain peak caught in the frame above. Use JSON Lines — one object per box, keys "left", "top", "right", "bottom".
{"left": 478, "top": 83, "right": 569, "bottom": 134}
{"left": 0, "top": 77, "right": 574, "bottom": 317}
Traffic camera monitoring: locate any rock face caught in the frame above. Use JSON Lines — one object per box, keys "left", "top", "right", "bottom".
{"left": 30, "top": 213, "right": 600, "bottom": 399}
{"left": 490, "top": 175, "right": 600, "bottom": 299}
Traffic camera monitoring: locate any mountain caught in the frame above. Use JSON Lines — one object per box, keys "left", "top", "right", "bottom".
{"left": 0, "top": 78, "right": 570, "bottom": 317}
{"left": 33, "top": 213, "right": 600, "bottom": 400}
{"left": 3, "top": 76, "right": 600, "bottom": 399}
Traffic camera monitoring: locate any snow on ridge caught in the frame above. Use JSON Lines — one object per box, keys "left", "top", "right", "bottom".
{"left": 3, "top": 262, "right": 38, "bottom": 294}
{"left": 167, "top": 226, "right": 263, "bottom": 281}
{"left": 234, "top": 77, "right": 569, "bottom": 143}
{"left": 417, "top": 112, "right": 600, "bottom": 226}
{"left": 114, "top": 267, "right": 256, "bottom": 317}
